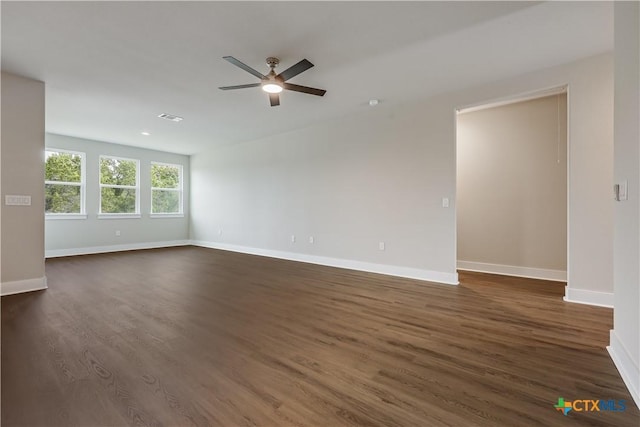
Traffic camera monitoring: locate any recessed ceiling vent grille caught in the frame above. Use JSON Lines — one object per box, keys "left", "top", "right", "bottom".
{"left": 158, "top": 113, "right": 183, "bottom": 122}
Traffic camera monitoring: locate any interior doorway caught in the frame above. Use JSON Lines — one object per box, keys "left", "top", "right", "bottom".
{"left": 455, "top": 89, "right": 568, "bottom": 285}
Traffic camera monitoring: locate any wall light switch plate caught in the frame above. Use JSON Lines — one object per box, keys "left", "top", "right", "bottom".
{"left": 618, "top": 180, "right": 628, "bottom": 201}
{"left": 5, "top": 195, "right": 31, "bottom": 206}
{"left": 379, "top": 241, "right": 385, "bottom": 251}
{"left": 614, "top": 181, "right": 629, "bottom": 201}
{"left": 309, "top": 236, "right": 314, "bottom": 244}
{"left": 442, "top": 197, "right": 450, "bottom": 208}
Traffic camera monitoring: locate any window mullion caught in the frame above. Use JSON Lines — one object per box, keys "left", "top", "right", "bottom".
{"left": 100, "top": 184, "right": 138, "bottom": 189}
{"left": 45, "top": 181, "right": 82, "bottom": 186}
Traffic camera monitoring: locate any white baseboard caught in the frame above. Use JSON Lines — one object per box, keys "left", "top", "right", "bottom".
{"left": 457, "top": 260, "right": 566, "bottom": 282}
{"left": 191, "top": 240, "right": 459, "bottom": 285}
{"left": 607, "top": 330, "right": 640, "bottom": 409}
{"left": 45, "top": 240, "right": 191, "bottom": 258}
{"left": 1, "top": 276, "right": 48, "bottom": 296}
{"left": 563, "top": 286, "right": 614, "bottom": 308}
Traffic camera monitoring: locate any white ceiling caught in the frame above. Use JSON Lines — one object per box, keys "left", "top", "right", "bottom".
{"left": 2, "top": 1, "right": 612, "bottom": 155}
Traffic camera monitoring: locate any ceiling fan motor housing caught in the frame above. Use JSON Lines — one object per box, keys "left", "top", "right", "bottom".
{"left": 266, "top": 57, "right": 280, "bottom": 69}
{"left": 264, "top": 58, "right": 282, "bottom": 83}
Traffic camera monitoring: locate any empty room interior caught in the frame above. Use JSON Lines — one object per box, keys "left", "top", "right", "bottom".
{"left": 457, "top": 92, "right": 568, "bottom": 282}
{"left": 1, "top": 2, "right": 639, "bottom": 426}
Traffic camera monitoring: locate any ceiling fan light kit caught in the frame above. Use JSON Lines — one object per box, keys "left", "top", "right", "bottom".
{"left": 219, "top": 56, "right": 326, "bottom": 107}
{"left": 262, "top": 83, "right": 283, "bottom": 94}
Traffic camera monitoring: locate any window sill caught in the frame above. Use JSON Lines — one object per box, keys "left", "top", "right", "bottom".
{"left": 149, "top": 213, "right": 184, "bottom": 219}
{"left": 46, "top": 214, "right": 88, "bottom": 220}
{"left": 98, "top": 214, "right": 141, "bottom": 220}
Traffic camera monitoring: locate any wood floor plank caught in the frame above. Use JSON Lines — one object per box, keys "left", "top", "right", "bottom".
{"left": 2, "top": 247, "right": 638, "bottom": 426}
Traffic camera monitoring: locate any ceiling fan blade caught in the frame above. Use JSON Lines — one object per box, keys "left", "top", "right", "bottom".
{"left": 277, "top": 59, "right": 314, "bottom": 81}
{"left": 223, "top": 56, "right": 265, "bottom": 79}
{"left": 283, "top": 83, "right": 326, "bottom": 97}
{"left": 218, "top": 83, "right": 261, "bottom": 90}
{"left": 269, "top": 93, "right": 280, "bottom": 107}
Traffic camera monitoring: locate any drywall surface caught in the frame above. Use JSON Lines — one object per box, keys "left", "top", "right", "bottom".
{"left": 45, "top": 133, "right": 190, "bottom": 255}
{"left": 1, "top": 72, "right": 46, "bottom": 284}
{"left": 191, "top": 98, "right": 457, "bottom": 280}
{"left": 191, "top": 53, "right": 612, "bottom": 292}
{"left": 457, "top": 94, "right": 567, "bottom": 272}
{"left": 611, "top": 0, "right": 640, "bottom": 408}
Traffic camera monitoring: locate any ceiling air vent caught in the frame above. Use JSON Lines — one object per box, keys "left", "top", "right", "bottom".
{"left": 158, "top": 113, "right": 184, "bottom": 122}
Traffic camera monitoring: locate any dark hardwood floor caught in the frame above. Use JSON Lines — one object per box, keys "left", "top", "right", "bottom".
{"left": 2, "top": 246, "right": 638, "bottom": 426}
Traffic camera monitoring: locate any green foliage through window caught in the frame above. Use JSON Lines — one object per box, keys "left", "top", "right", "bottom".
{"left": 151, "top": 163, "right": 182, "bottom": 214}
{"left": 151, "top": 164, "right": 180, "bottom": 189}
{"left": 152, "top": 190, "right": 180, "bottom": 213}
{"left": 45, "top": 150, "right": 83, "bottom": 214}
{"left": 100, "top": 187, "right": 137, "bottom": 214}
{"left": 100, "top": 157, "right": 137, "bottom": 186}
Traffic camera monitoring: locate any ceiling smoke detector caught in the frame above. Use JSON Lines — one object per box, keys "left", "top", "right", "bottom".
{"left": 158, "top": 113, "right": 183, "bottom": 122}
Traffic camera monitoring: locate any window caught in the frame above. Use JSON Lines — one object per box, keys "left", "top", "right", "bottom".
{"left": 151, "top": 162, "right": 183, "bottom": 215}
{"left": 99, "top": 155, "right": 140, "bottom": 216}
{"left": 45, "top": 149, "right": 86, "bottom": 218}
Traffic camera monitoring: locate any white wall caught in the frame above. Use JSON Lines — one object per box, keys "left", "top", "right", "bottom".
{"left": 45, "top": 133, "right": 190, "bottom": 256}
{"left": 191, "top": 53, "right": 613, "bottom": 295}
{"left": 457, "top": 94, "right": 567, "bottom": 280}
{"left": 609, "top": 1, "right": 640, "bottom": 409}
{"left": 1, "top": 72, "right": 47, "bottom": 295}
{"left": 191, "top": 98, "right": 458, "bottom": 283}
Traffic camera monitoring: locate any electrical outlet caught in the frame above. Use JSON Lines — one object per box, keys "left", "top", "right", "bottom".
{"left": 115, "top": 230, "right": 121, "bottom": 237}
{"left": 379, "top": 241, "right": 385, "bottom": 251}
{"left": 442, "top": 197, "right": 450, "bottom": 208}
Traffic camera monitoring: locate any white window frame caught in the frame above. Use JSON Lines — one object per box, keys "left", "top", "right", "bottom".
{"left": 45, "top": 148, "right": 87, "bottom": 220}
{"left": 98, "top": 155, "right": 141, "bottom": 219}
{"left": 150, "top": 161, "right": 184, "bottom": 218}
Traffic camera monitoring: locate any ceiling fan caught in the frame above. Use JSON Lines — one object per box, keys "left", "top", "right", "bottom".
{"left": 219, "top": 56, "right": 326, "bottom": 107}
